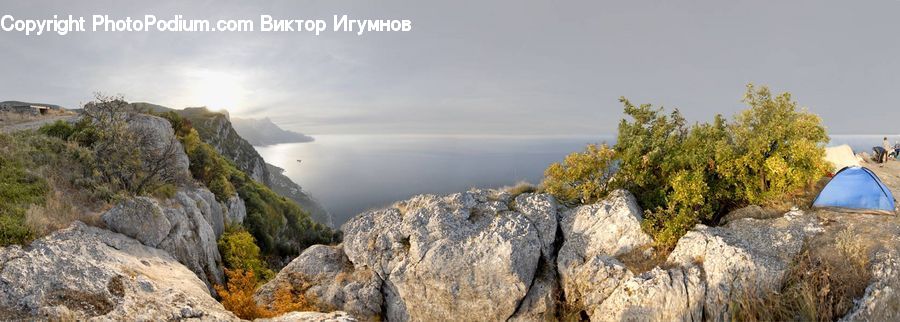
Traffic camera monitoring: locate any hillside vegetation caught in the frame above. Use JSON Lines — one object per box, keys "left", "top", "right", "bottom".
{"left": 155, "top": 110, "right": 338, "bottom": 262}
{"left": 543, "top": 84, "right": 830, "bottom": 248}
{"left": 0, "top": 95, "right": 337, "bottom": 269}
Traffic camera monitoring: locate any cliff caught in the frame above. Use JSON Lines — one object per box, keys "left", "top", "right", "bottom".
{"left": 231, "top": 117, "right": 314, "bottom": 146}
{"left": 177, "top": 107, "right": 333, "bottom": 226}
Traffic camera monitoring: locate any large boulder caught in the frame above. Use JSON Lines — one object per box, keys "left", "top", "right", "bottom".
{"left": 595, "top": 266, "right": 705, "bottom": 321}
{"left": 667, "top": 209, "right": 822, "bottom": 320}
{"left": 556, "top": 189, "right": 652, "bottom": 318}
{"left": 558, "top": 189, "right": 652, "bottom": 259}
{"left": 127, "top": 113, "right": 191, "bottom": 178}
{"left": 0, "top": 222, "right": 237, "bottom": 321}
{"left": 102, "top": 188, "right": 227, "bottom": 291}
{"left": 339, "top": 189, "right": 555, "bottom": 322}
{"left": 254, "top": 245, "right": 382, "bottom": 320}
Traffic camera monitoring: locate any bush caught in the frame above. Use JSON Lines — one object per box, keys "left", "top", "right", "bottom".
{"left": 218, "top": 227, "right": 275, "bottom": 281}
{"left": 0, "top": 134, "right": 49, "bottom": 245}
{"left": 541, "top": 144, "right": 616, "bottom": 205}
{"left": 215, "top": 269, "right": 271, "bottom": 320}
{"left": 544, "top": 85, "right": 829, "bottom": 249}
{"left": 717, "top": 84, "right": 830, "bottom": 205}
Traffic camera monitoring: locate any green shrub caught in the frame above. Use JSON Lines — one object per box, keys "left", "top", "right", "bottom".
{"left": 218, "top": 226, "right": 275, "bottom": 282}
{"left": 541, "top": 143, "right": 616, "bottom": 206}
{"left": 38, "top": 120, "right": 76, "bottom": 140}
{"left": 544, "top": 85, "right": 829, "bottom": 249}
{"left": 0, "top": 134, "right": 49, "bottom": 245}
{"left": 717, "top": 84, "right": 830, "bottom": 204}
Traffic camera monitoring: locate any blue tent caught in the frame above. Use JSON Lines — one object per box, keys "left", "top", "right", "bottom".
{"left": 813, "top": 166, "right": 895, "bottom": 212}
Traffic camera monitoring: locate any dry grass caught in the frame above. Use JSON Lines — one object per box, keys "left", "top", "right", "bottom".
{"left": 25, "top": 186, "right": 103, "bottom": 237}
{"left": 615, "top": 245, "right": 670, "bottom": 275}
{"left": 503, "top": 181, "right": 538, "bottom": 198}
{"left": 731, "top": 229, "right": 871, "bottom": 321}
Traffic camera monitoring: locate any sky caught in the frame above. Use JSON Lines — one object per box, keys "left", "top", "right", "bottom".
{"left": 2, "top": 0, "right": 900, "bottom": 135}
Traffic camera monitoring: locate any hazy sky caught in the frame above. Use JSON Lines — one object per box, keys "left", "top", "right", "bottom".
{"left": 2, "top": 0, "right": 899, "bottom": 135}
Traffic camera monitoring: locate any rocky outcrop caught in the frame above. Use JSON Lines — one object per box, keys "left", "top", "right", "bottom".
{"left": 667, "top": 209, "right": 822, "bottom": 320}
{"left": 127, "top": 113, "right": 191, "bottom": 178}
{"left": 556, "top": 189, "right": 653, "bottom": 319}
{"left": 102, "top": 188, "right": 228, "bottom": 291}
{"left": 596, "top": 266, "right": 705, "bottom": 321}
{"left": 256, "top": 311, "right": 356, "bottom": 322}
{"left": 226, "top": 194, "right": 247, "bottom": 225}
{"left": 256, "top": 189, "right": 558, "bottom": 321}
{"left": 255, "top": 245, "right": 382, "bottom": 319}
{"left": 843, "top": 253, "right": 900, "bottom": 321}
{"left": 0, "top": 222, "right": 237, "bottom": 321}
{"left": 180, "top": 107, "right": 270, "bottom": 184}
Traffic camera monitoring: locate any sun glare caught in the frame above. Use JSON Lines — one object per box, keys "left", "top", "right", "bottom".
{"left": 182, "top": 69, "right": 248, "bottom": 115}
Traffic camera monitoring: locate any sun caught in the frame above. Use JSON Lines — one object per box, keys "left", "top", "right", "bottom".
{"left": 182, "top": 69, "right": 248, "bottom": 114}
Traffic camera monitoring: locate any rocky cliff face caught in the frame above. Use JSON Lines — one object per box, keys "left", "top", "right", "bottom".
{"left": 0, "top": 222, "right": 237, "bottom": 321}
{"left": 180, "top": 107, "right": 271, "bottom": 184}
{"left": 253, "top": 188, "right": 875, "bottom": 321}
{"left": 179, "top": 107, "right": 333, "bottom": 227}
{"left": 102, "top": 188, "right": 230, "bottom": 292}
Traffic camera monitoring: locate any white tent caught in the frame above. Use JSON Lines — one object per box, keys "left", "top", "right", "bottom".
{"left": 824, "top": 144, "right": 861, "bottom": 174}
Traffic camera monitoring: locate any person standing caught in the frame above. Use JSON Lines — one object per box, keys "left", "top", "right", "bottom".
{"left": 885, "top": 137, "right": 893, "bottom": 161}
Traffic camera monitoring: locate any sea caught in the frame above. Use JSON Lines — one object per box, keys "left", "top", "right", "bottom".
{"left": 255, "top": 134, "right": 900, "bottom": 226}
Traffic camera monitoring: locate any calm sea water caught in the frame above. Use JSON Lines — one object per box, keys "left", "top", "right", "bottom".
{"left": 255, "top": 134, "right": 899, "bottom": 226}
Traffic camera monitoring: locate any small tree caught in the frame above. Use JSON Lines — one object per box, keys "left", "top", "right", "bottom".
{"left": 80, "top": 94, "right": 183, "bottom": 196}
{"left": 718, "top": 84, "right": 830, "bottom": 204}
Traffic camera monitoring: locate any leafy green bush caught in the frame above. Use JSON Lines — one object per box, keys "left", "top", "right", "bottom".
{"left": 717, "top": 84, "right": 830, "bottom": 204}
{"left": 542, "top": 143, "right": 617, "bottom": 206}
{"left": 218, "top": 226, "right": 275, "bottom": 282}
{"left": 544, "top": 85, "right": 829, "bottom": 249}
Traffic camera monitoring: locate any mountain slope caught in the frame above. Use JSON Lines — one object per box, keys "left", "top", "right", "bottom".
{"left": 232, "top": 117, "right": 313, "bottom": 146}
{"left": 175, "top": 107, "right": 333, "bottom": 226}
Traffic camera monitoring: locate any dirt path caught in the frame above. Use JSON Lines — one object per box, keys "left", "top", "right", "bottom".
{"left": 0, "top": 114, "right": 77, "bottom": 133}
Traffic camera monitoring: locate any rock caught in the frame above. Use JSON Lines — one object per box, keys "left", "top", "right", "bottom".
{"left": 102, "top": 187, "right": 226, "bottom": 292}
{"left": 667, "top": 210, "right": 822, "bottom": 320}
{"left": 100, "top": 197, "right": 171, "bottom": 247}
{"left": 0, "top": 222, "right": 237, "bottom": 321}
{"left": 555, "top": 189, "right": 652, "bottom": 319}
{"left": 255, "top": 245, "right": 382, "bottom": 320}
{"left": 226, "top": 194, "right": 247, "bottom": 225}
{"left": 595, "top": 266, "right": 705, "bottom": 321}
{"left": 842, "top": 252, "right": 900, "bottom": 321}
{"left": 508, "top": 258, "right": 559, "bottom": 322}
{"left": 557, "top": 253, "right": 632, "bottom": 318}
{"left": 512, "top": 193, "right": 559, "bottom": 259}
{"left": 340, "top": 189, "right": 549, "bottom": 322}
{"left": 127, "top": 114, "right": 191, "bottom": 178}
{"left": 256, "top": 311, "right": 357, "bottom": 322}
{"left": 559, "top": 189, "right": 652, "bottom": 259}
